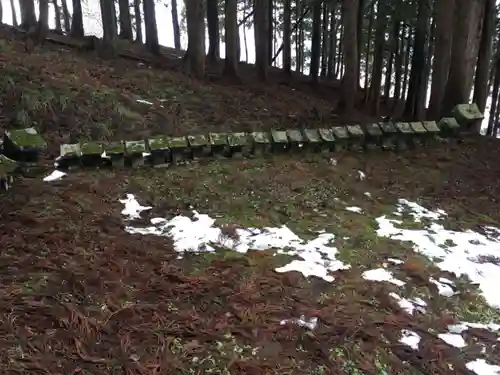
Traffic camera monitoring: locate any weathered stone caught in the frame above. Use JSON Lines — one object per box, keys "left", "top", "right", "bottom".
{"left": 271, "top": 130, "right": 289, "bottom": 153}
{"left": 409, "top": 122, "right": 427, "bottom": 133}
{"left": 102, "top": 141, "right": 126, "bottom": 167}
{"left": 0, "top": 154, "right": 18, "bottom": 191}
{"left": 364, "top": 123, "right": 382, "bottom": 150}
{"left": 3, "top": 127, "right": 47, "bottom": 163}
{"left": 57, "top": 143, "right": 82, "bottom": 169}
{"left": 394, "top": 123, "right": 414, "bottom": 150}
{"left": 228, "top": 132, "right": 251, "bottom": 158}
{"left": 331, "top": 126, "right": 350, "bottom": 152}
{"left": 187, "top": 134, "right": 211, "bottom": 159}
{"left": 286, "top": 129, "right": 306, "bottom": 152}
{"left": 80, "top": 141, "right": 103, "bottom": 166}
{"left": 452, "top": 103, "right": 484, "bottom": 130}
{"left": 409, "top": 122, "right": 428, "bottom": 146}
{"left": 438, "top": 117, "right": 461, "bottom": 137}
{"left": 168, "top": 136, "right": 190, "bottom": 164}
{"left": 209, "top": 133, "right": 231, "bottom": 158}
{"left": 251, "top": 132, "right": 271, "bottom": 156}
{"left": 346, "top": 125, "right": 365, "bottom": 152}
{"left": 379, "top": 122, "right": 398, "bottom": 151}
{"left": 147, "top": 135, "right": 171, "bottom": 166}
{"left": 302, "top": 128, "right": 322, "bottom": 152}
{"left": 318, "top": 128, "right": 336, "bottom": 152}
{"left": 422, "top": 121, "right": 440, "bottom": 133}
{"left": 125, "top": 140, "right": 146, "bottom": 168}
{"left": 395, "top": 122, "right": 414, "bottom": 134}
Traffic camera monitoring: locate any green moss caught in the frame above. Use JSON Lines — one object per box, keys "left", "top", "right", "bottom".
{"left": 80, "top": 142, "right": 103, "bottom": 155}
{"left": 125, "top": 140, "right": 146, "bottom": 154}
{"left": 6, "top": 128, "right": 47, "bottom": 149}
{"left": 168, "top": 136, "right": 188, "bottom": 148}
{"left": 187, "top": 134, "right": 208, "bottom": 147}
{"left": 209, "top": 133, "right": 228, "bottom": 146}
{"left": 103, "top": 141, "right": 125, "bottom": 155}
{"left": 148, "top": 136, "right": 169, "bottom": 150}
{"left": 60, "top": 143, "right": 82, "bottom": 157}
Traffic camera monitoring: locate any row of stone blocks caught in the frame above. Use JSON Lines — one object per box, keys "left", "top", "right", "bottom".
{"left": 0, "top": 103, "right": 485, "bottom": 191}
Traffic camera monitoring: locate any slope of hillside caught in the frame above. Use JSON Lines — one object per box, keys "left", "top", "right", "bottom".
{"left": 2, "top": 25, "right": 500, "bottom": 375}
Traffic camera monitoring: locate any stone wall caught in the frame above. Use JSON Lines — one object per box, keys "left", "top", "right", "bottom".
{"left": 0, "top": 103, "right": 484, "bottom": 191}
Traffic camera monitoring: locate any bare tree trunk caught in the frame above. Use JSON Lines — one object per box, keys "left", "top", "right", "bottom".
{"left": 339, "top": 0, "right": 359, "bottom": 112}
{"left": 320, "top": 3, "right": 329, "bottom": 77}
{"left": 363, "top": 0, "right": 374, "bottom": 101}
{"left": 35, "top": 0, "right": 49, "bottom": 42}
{"left": 283, "top": 0, "right": 292, "bottom": 75}
{"left": 70, "top": 0, "right": 84, "bottom": 37}
{"left": 19, "top": 0, "right": 36, "bottom": 31}
{"left": 310, "top": 2, "right": 321, "bottom": 83}
{"left": 184, "top": 0, "right": 205, "bottom": 78}
{"left": 473, "top": 0, "right": 495, "bottom": 130}
{"left": 369, "top": 0, "right": 386, "bottom": 115}
{"left": 100, "top": 0, "right": 117, "bottom": 55}
{"left": 143, "top": 0, "right": 159, "bottom": 54}
{"left": 134, "top": 0, "right": 142, "bottom": 43}
{"left": 393, "top": 21, "right": 403, "bottom": 104}
{"left": 60, "top": 0, "right": 70, "bottom": 32}
{"left": 171, "top": 0, "right": 180, "bottom": 49}
{"left": 401, "top": 25, "right": 412, "bottom": 101}
{"left": 53, "top": 0, "right": 62, "bottom": 32}
{"left": 118, "top": 0, "right": 133, "bottom": 40}
{"left": 224, "top": 0, "right": 238, "bottom": 78}
{"left": 327, "top": 2, "right": 336, "bottom": 79}
{"left": 243, "top": 2, "right": 249, "bottom": 62}
{"left": 254, "top": 0, "right": 269, "bottom": 80}
{"left": 267, "top": 0, "right": 273, "bottom": 65}
{"left": 207, "top": 0, "right": 220, "bottom": 64}
{"left": 10, "top": 0, "right": 18, "bottom": 26}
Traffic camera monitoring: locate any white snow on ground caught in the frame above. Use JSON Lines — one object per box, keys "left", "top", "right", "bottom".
{"left": 280, "top": 315, "right": 318, "bottom": 330}
{"left": 43, "top": 170, "right": 67, "bottom": 182}
{"left": 120, "top": 194, "right": 500, "bottom": 373}
{"left": 345, "top": 206, "right": 363, "bottom": 213}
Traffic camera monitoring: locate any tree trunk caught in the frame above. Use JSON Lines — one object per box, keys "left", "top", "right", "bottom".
{"left": 60, "top": 0, "right": 70, "bottom": 32}
{"left": 53, "top": 0, "right": 62, "bottom": 32}
{"left": 207, "top": 0, "right": 220, "bottom": 64}
{"left": 118, "top": 0, "right": 133, "bottom": 40}
{"left": 393, "top": 21, "right": 402, "bottom": 103}
{"left": 283, "top": 0, "right": 292, "bottom": 75}
{"left": 442, "top": 0, "right": 484, "bottom": 114}
{"left": 487, "top": 55, "right": 500, "bottom": 135}
{"left": 327, "top": 2, "right": 336, "bottom": 79}
{"left": 70, "top": 0, "right": 84, "bottom": 37}
{"left": 243, "top": 3, "right": 249, "bottom": 62}
{"left": 134, "top": 0, "right": 142, "bottom": 43}
{"left": 401, "top": 25, "right": 412, "bottom": 101}
{"left": 296, "top": 0, "right": 304, "bottom": 73}
{"left": 363, "top": 0, "right": 374, "bottom": 100}
{"left": 421, "top": 16, "right": 435, "bottom": 117}
{"left": 184, "top": 0, "right": 205, "bottom": 78}
{"left": 335, "top": 13, "right": 343, "bottom": 78}
{"left": 427, "top": 0, "right": 455, "bottom": 118}
{"left": 254, "top": 0, "right": 269, "bottom": 80}
{"left": 100, "top": 0, "right": 117, "bottom": 54}
{"left": 339, "top": 0, "right": 359, "bottom": 112}
{"left": 0, "top": 1, "right": 3, "bottom": 23}
{"left": 171, "top": 0, "right": 181, "bottom": 49}
{"left": 473, "top": 0, "right": 495, "bottom": 130}
{"left": 224, "top": 0, "right": 238, "bottom": 78}
{"left": 356, "top": 0, "right": 364, "bottom": 87}
{"left": 35, "top": 0, "right": 49, "bottom": 42}
{"left": 10, "top": 0, "right": 18, "bottom": 26}
{"left": 405, "top": 0, "right": 431, "bottom": 120}
{"left": 310, "top": 2, "right": 321, "bottom": 83}
{"left": 369, "top": 0, "right": 386, "bottom": 115}
{"left": 320, "top": 3, "right": 329, "bottom": 77}
{"left": 267, "top": 0, "right": 273, "bottom": 65}
{"left": 143, "top": 0, "right": 159, "bottom": 54}
{"left": 19, "top": 0, "right": 36, "bottom": 31}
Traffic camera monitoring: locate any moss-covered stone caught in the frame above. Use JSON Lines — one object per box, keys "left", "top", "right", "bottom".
{"left": 168, "top": 136, "right": 191, "bottom": 164}
{"left": 286, "top": 129, "right": 306, "bottom": 151}
{"left": 148, "top": 135, "right": 169, "bottom": 151}
{"left": 228, "top": 132, "right": 251, "bottom": 158}
{"left": 0, "top": 154, "right": 18, "bottom": 175}
{"left": 438, "top": 117, "right": 461, "bottom": 137}
{"left": 168, "top": 136, "right": 188, "bottom": 149}
{"left": 318, "top": 128, "right": 335, "bottom": 152}
{"left": 251, "top": 132, "right": 271, "bottom": 156}
{"left": 271, "top": 130, "right": 289, "bottom": 153}
{"left": 409, "top": 122, "right": 427, "bottom": 133}
{"left": 209, "top": 133, "right": 230, "bottom": 158}
{"left": 452, "top": 103, "right": 484, "bottom": 129}
{"left": 3, "top": 128, "right": 47, "bottom": 163}
{"left": 394, "top": 123, "right": 414, "bottom": 150}
{"left": 379, "top": 122, "right": 397, "bottom": 151}
{"left": 147, "top": 136, "right": 171, "bottom": 166}
{"left": 422, "top": 121, "right": 440, "bottom": 133}
{"left": 364, "top": 123, "right": 382, "bottom": 150}
{"left": 302, "top": 128, "right": 322, "bottom": 152}
{"left": 80, "top": 141, "right": 103, "bottom": 167}
{"left": 103, "top": 141, "right": 126, "bottom": 167}
{"left": 125, "top": 140, "right": 146, "bottom": 168}
{"left": 187, "top": 134, "right": 211, "bottom": 158}
{"left": 395, "top": 122, "right": 414, "bottom": 134}
{"left": 58, "top": 143, "right": 82, "bottom": 169}
{"left": 331, "top": 126, "right": 349, "bottom": 139}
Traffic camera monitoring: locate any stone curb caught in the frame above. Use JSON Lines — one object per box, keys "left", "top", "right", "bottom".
{"left": 0, "top": 103, "right": 484, "bottom": 191}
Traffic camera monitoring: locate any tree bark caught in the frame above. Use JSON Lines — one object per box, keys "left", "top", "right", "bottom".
{"left": 320, "top": 3, "right": 329, "bottom": 77}
{"left": 171, "top": 0, "right": 181, "bottom": 49}
{"left": 100, "top": 0, "right": 117, "bottom": 55}
{"left": 70, "top": 0, "right": 84, "bottom": 37}
{"left": 60, "top": 0, "right": 71, "bottom": 32}
{"left": 224, "top": 0, "right": 239, "bottom": 78}
{"left": 363, "top": 0, "right": 374, "bottom": 101}
{"left": 369, "top": 0, "right": 386, "bottom": 115}
{"left": 19, "top": 0, "right": 36, "bottom": 31}
{"left": 143, "top": 0, "right": 159, "bottom": 54}
{"left": 207, "top": 0, "right": 220, "bottom": 64}
{"left": 487, "top": 55, "right": 500, "bottom": 135}
{"left": 327, "top": 2, "right": 336, "bottom": 79}
{"left": 184, "top": 0, "right": 205, "bottom": 78}
{"left": 339, "top": 0, "right": 359, "bottom": 112}
{"left": 118, "top": 0, "right": 133, "bottom": 40}
{"left": 267, "top": 0, "right": 273, "bottom": 65}
{"left": 53, "top": 0, "right": 62, "bottom": 32}
{"left": 405, "top": 0, "right": 431, "bottom": 120}
{"left": 134, "top": 0, "right": 142, "bottom": 43}
{"left": 310, "top": 2, "right": 322, "bottom": 83}
{"left": 35, "top": 0, "right": 49, "bottom": 42}
{"left": 442, "top": 0, "right": 484, "bottom": 114}
{"left": 10, "top": 0, "right": 18, "bottom": 26}
{"left": 393, "top": 21, "right": 402, "bottom": 103}
{"left": 473, "top": 0, "right": 495, "bottom": 129}
{"left": 254, "top": 0, "right": 269, "bottom": 80}
{"left": 283, "top": 0, "right": 292, "bottom": 75}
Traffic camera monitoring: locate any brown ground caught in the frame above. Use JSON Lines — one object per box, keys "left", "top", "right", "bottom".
{"left": 1, "top": 25, "right": 500, "bottom": 375}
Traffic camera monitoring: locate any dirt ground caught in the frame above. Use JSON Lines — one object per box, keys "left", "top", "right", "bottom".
{"left": 1, "top": 137, "right": 500, "bottom": 374}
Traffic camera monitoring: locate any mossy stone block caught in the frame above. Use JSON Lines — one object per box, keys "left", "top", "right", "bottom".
{"left": 365, "top": 123, "right": 383, "bottom": 137}
{"left": 228, "top": 132, "right": 251, "bottom": 158}
{"left": 58, "top": 143, "right": 82, "bottom": 169}
{"left": 452, "top": 103, "right": 484, "bottom": 129}
{"left": 187, "top": 134, "right": 211, "bottom": 160}
{"left": 438, "top": 117, "right": 461, "bottom": 137}
{"left": 168, "top": 136, "right": 191, "bottom": 164}
{"left": 364, "top": 123, "right": 382, "bottom": 150}
{"left": 103, "top": 141, "right": 126, "bottom": 167}
{"left": 346, "top": 125, "right": 365, "bottom": 152}
{"left": 4, "top": 127, "right": 47, "bottom": 162}
{"left": 422, "top": 121, "right": 440, "bottom": 133}
{"left": 147, "top": 136, "right": 171, "bottom": 166}
{"left": 331, "top": 126, "right": 350, "bottom": 152}
{"left": 302, "top": 128, "right": 322, "bottom": 152}
{"left": 379, "top": 122, "right": 397, "bottom": 151}
{"left": 319, "top": 128, "right": 335, "bottom": 152}
{"left": 0, "top": 155, "right": 17, "bottom": 191}
{"left": 409, "top": 122, "right": 427, "bottom": 134}
{"left": 271, "top": 130, "right": 289, "bottom": 153}
{"left": 125, "top": 140, "right": 146, "bottom": 168}
{"left": 209, "top": 133, "right": 230, "bottom": 158}
{"left": 286, "top": 129, "right": 306, "bottom": 151}
{"left": 80, "top": 141, "right": 103, "bottom": 166}
{"left": 395, "top": 122, "right": 414, "bottom": 134}
{"left": 251, "top": 131, "right": 271, "bottom": 155}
